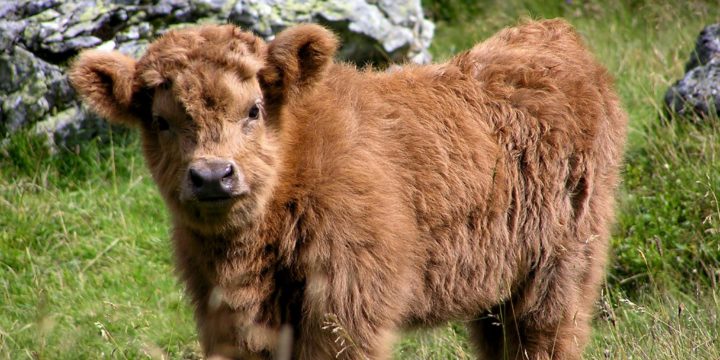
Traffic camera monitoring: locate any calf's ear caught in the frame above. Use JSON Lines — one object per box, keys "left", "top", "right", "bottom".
{"left": 260, "top": 24, "right": 338, "bottom": 104}
{"left": 69, "top": 50, "right": 141, "bottom": 127}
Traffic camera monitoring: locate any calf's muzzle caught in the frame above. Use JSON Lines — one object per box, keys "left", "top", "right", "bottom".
{"left": 187, "top": 159, "right": 246, "bottom": 201}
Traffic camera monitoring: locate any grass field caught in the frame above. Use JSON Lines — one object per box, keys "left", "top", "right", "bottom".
{"left": 1, "top": 0, "right": 719, "bottom": 358}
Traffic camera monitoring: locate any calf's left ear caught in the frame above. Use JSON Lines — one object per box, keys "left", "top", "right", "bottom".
{"left": 260, "top": 24, "right": 338, "bottom": 104}
{"left": 69, "top": 50, "right": 141, "bottom": 127}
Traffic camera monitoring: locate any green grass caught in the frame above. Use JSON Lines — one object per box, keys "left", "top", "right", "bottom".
{"left": 2, "top": 0, "right": 720, "bottom": 358}
{"left": 0, "top": 135, "right": 198, "bottom": 358}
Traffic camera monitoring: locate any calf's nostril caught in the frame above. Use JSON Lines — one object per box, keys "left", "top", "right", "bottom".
{"left": 221, "top": 164, "right": 234, "bottom": 180}
{"left": 189, "top": 168, "right": 204, "bottom": 188}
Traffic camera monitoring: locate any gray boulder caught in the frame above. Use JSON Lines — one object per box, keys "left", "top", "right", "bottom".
{"left": 0, "top": 0, "right": 434, "bottom": 149}
{"left": 665, "top": 24, "right": 720, "bottom": 119}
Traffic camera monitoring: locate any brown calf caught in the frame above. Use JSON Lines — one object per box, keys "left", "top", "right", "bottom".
{"left": 70, "top": 19, "right": 627, "bottom": 359}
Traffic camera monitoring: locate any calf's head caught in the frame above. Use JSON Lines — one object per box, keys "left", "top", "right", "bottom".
{"left": 69, "top": 24, "right": 338, "bottom": 234}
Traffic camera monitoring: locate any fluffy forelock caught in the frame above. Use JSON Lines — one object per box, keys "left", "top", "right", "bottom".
{"left": 135, "top": 25, "right": 266, "bottom": 89}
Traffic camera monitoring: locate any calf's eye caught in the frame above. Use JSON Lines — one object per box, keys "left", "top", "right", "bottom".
{"left": 153, "top": 115, "right": 170, "bottom": 132}
{"left": 248, "top": 104, "right": 260, "bottom": 120}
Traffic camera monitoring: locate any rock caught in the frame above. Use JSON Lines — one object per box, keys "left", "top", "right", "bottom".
{"left": 34, "top": 106, "right": 120, "bottom": 151}
{"left": 685, "top": 24, "right": 720, "bottom": 71}
{"left": 665, "top": 24, "right": 720, "bottom": 120}
{"left": 225, "top": 0, "right": 434, "bottom": 65}
{"left": 0, "top": 45, "right": 75, "bottom": 135}
{"left": 665, "top": 58, "right": 720, "bottom": 119}
{"left": 0, "top": 0, "right": 434, "bottom": 149}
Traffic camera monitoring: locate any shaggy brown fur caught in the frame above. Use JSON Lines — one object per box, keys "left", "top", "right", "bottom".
{"left": 69, "top": 19, "right": 626, "bottom": 359}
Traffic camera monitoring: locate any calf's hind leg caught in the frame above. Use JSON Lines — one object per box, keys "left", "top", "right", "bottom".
{"left": 469, "top": 298, "right": 590, "bottom": 360}
{"left": 469, "top": 257, "right": 597, "bottom": 359}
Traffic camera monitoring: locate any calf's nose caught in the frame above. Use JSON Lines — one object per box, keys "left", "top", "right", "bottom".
{"left": 188, "top": 160, "right": 242, "bottom": 201}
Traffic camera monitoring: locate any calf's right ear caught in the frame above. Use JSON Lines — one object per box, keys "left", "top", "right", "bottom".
{"left": 69, "top": 50, "right": 141, "bottom": 127}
